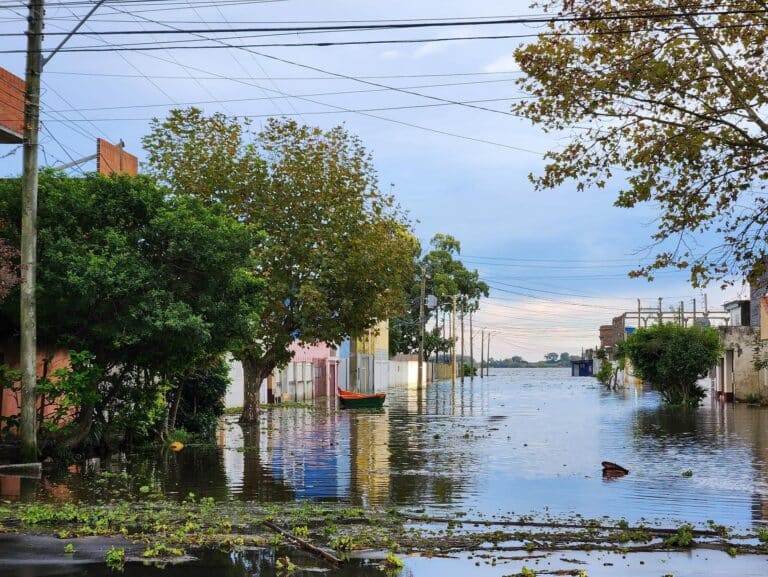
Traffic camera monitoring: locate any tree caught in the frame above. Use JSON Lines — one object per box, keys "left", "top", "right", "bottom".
{"left": 514, "top": 0, "right": 768, "bottom": 286}
{"left": 0, "top": 172, "right": 261, "bottom": 449}
{"left": 619, "top": 323, "right": 721, "bottom": 405}
{"left": 143, "top": 110, "right": 418, "bottom": 422}
{"left": 389, "top": 233, "right": 488, "bottom": 359}
{"left": 559, "top": 352, "right": 570, "bottom": 364}
{"left": 545, "top": 352, "right": 560, "bottom": 363}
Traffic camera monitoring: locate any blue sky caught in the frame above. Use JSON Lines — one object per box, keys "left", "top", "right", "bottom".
{"left": 0, "top": 0, "right": 744, "bottom": 359}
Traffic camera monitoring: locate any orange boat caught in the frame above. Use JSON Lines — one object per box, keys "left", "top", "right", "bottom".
{"left": 337, "top": 387, "right": 386, "bottom": 409}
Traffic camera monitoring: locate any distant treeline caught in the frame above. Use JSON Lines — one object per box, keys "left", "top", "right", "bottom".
{"left": 488, "top": 353, "right": 580, "bottom": 368}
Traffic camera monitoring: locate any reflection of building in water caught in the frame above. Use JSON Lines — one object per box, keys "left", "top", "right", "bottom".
{"left": 349, "top": 413, "right": 390, "bottom": 505}
{"left": 258, "top": 410, "right": 347, "bottom": 500}
{"left": 710, "top": 403, "right": 768, "bottom": 525}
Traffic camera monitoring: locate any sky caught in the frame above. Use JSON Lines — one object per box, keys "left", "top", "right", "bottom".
{"left": 0, "top": 0, "right": 746, "bottom": 360}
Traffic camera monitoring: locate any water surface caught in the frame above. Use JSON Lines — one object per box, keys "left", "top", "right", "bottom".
{"left": 5, "top": 368, "right": 768, "bottom": 529}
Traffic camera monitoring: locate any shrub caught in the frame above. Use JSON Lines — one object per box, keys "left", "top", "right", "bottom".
{"left": 620, "top": 324, "right": 721, "bottom": 406}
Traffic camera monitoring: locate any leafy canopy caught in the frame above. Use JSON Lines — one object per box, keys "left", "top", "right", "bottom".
{"left": 515, "top": 0, "right": 768, "bottom": 286}
{"left": 619, "top": 323, "right": 721, "bottom": 406}
{"left": 143, "top": 110, "right": 418, "bottom": 371}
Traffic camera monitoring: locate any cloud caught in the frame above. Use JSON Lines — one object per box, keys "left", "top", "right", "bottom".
{"left": 380, "top": 49, "right": 400, "bottom": 60}
{"left": 483, "top": 53, "right": 518, "bottom": 73}
{"left": 412, "top": 42, "right": 449, "bottom": 59}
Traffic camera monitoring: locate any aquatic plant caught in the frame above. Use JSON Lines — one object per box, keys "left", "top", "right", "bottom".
{"left": 665, "top": 524, "right": 694, "bottom": 548}
{"left": 275, "top": 556, "right": 297, "bottom": 574}
{"left": 681, "top": 470, "right": 693, "bottom": 477}
{"left": 519, "top": 567, "right": 536, "bottom": 577}
{"left": 105, "top": 547, "right": 125, "bottom": 571}
{"left": 63, "top": 543, "right": 75, "bottom": 554}
{"left": 330, "top": 534, "right": 355, "bottom": 551}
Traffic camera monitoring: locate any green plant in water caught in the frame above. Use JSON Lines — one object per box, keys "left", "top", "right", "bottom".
{"left": 142, "top": 543, "right": 185, "bottom": 558}
{"left": 105, "top": 547, "right": 125, "bottom": 571}
{"left": 63, "top": 543, "right": 75, "bottom": 554}
{"left": 330, "top": 534, "right": 355, "bottom": 551}
{"left": 293, "top": 525, "right": 309, "bottom": 539}
{"left": 727, "top": 546, "right": 737, "bottom": 557}
{"left": 275, "top": 556, "right": 297, "bottom": 574}
{"left": 755, "top": 528, "right": 768, "bottom": 543}
{"left": 665, "top": 524, "right": 694, "bottom": 548}
{"left": 681, "top": 470, "right": 693, "bottom": 477}
{"left": 384, "top": 552, "right": 404, "bottom": 568}
{"left": 519, "top": 567, "right": 536, "bottom": 577}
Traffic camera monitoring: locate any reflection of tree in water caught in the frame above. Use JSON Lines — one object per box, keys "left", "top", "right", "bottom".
{"left": 239, "top": 422, "right": 295, "bottom": 502}
{"left": 385, "top": 382, "right": 477, "bottom": 506}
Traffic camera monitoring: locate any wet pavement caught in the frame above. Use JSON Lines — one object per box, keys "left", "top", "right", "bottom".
{"left": 2, "top": 368, "right": 768, "bottom": 575}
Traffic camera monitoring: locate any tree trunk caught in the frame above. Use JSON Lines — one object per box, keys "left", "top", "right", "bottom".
{"left": 168, "top": 384, "right": 183, "bottom": 432}
{"left": 241, "top": 354, "right": 277, "bottom": 423}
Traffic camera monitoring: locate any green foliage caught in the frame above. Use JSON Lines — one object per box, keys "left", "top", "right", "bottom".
{"left": 682, "top": 470, "right": 694, "bottom": 477}
{"left": 329, "top": 534, "right": 355, "bottom": 551}
{"left": 275, "top": 556, "right": 297, "bottom": 574}
{"left": 105, "top": 547, "right": 125, "bottom": 571}
{"left": 390, "top": 233, "right": 488, "bottom": 359}
{"left": 383, "top": 551, "right": 404, "bottom": 570}
{"left": 513, "top": 0, "right": 768, "bottom": 287}
{"left": 173, "top": 359, "right": 231, "bottom": 439}
{"left": 665, "top": 524, "right": 694, "bottom": 548}
{"left": 519, "top": 567, "right": 536, "bottom": 577}
{"left": 595, "top": 361, "right": 613, "bottom": 386}
{"left": 143, "top": 111, "right": 416, "bottom": 418}
{"left": 621, "top": 324, "right": 722, "bottom": 406}
{"left": 63, "top": 543, "right": 75, "bottom": 554}
{"left": 0, "top": 172, "right": 262, "bottom": 448}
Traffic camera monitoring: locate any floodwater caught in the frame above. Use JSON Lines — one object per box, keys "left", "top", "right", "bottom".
{"left": 3, "top": 368, "right": 768, "bottom": 575}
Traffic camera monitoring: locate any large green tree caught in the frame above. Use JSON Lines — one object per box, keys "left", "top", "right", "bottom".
{"left": 390, "top": 234, "right": 488, "bottom": 360}
{"left": 0, "top": 222, "right": 17, "bottom": 303}
{"left": 0, "top": 171, "right": 261, "bottom": 448}
{"left": 514, "top": 0, "right": 768, "bottom": 286}
{"left": 143, "top": 110, "right": 417, "bottom": 421}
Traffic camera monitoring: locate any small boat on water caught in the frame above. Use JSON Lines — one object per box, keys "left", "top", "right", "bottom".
{"left": 337, "top": 387, "right": 386, "bottom": 409}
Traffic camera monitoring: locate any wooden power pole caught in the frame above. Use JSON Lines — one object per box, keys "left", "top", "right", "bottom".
{"left": 486, "top": 332, "right": 491, "bottom": 377}
{"left": 417, "top": 264, "right": 426, "bottom": 389}
{"left": 451, "top": 295, "right": 457, "bottom": 387}
{"left": 469, "top": 309, "right": 474, "bottom": 381}
{"left": 460, "top": 303, "right": 465, "bottom": 384}
{"left": 480, "top": 328, "right": 484, "bottom": 379}
{"left": 19, "top": 0, "right": 45, "bottom": 463}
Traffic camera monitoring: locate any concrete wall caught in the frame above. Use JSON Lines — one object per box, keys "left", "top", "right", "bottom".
{"left": 715, "top": 326, "right": 767, "bottom": 402}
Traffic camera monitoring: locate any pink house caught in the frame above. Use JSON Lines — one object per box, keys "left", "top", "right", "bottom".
{"left": 288, "top": 341, "right": 340, "bottom": 399}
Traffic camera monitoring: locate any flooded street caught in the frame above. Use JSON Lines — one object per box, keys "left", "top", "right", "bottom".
{"left": 3, "top": 368, "right": 768, "bottom": 576}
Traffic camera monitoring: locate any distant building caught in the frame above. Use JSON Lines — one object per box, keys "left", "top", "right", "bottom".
{"left": 723, "top": 300, "right": 751, "bottom": 327}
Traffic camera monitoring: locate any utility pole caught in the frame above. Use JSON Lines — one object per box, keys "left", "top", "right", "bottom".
{"left": 417, "top": 264, "right": 426, "bottom": 389}
{"left": 451, "top": 295, "right": 457, "bottom": 387}
{"left": 486, "top": 331, "right": 491, "bottom": 377}
{"left": 692, "top": 298, "right": 697, "bottom": 324}
{"left": 19, "top": 0, "right": 45, "bottom": 463}
{"left": 657, "top": 297, "right": 663, "bottom": 324}
{"left": 460, "top": 303, "right": 465, "bottom": 384}
{"left": 469, "top": 309, "right": 474, "bottom": 381}
{"left": 479, "top": 328, "right": 484, "bottom": 379}
{"left": 637, "top": 298, "right": 641, "bottom": 330}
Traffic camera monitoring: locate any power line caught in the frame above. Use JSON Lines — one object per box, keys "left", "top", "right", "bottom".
{"left": 6, "top": 7, "right": 765, "bottom": 37}
{"left": 46, "top": 80, "right": 524, "bottom": 112}
{"left": 1, "top": 22, "right": 758, "bottom": 54}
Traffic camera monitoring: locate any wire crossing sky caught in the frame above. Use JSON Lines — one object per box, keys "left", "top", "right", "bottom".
{"left": 0, "top": 0, "right": 746, "bottom": 359}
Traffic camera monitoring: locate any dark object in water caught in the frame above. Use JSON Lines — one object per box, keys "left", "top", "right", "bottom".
{"left": 602, "top": 461, "right": 629, "bottom": 477}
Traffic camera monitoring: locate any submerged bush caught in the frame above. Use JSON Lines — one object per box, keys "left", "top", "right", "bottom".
{"left": 619, "top": 324, "right": 721, "bottom": 406}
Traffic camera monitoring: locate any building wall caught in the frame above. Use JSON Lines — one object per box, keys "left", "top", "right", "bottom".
{"left": 0, "top": 343, "right": 71, "bottom": 420}
{"left": 715, "top": 326, "right": 766, "bottom": 402}
{"left": 0, "top": 67, "right": 24, "bottom": 142}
